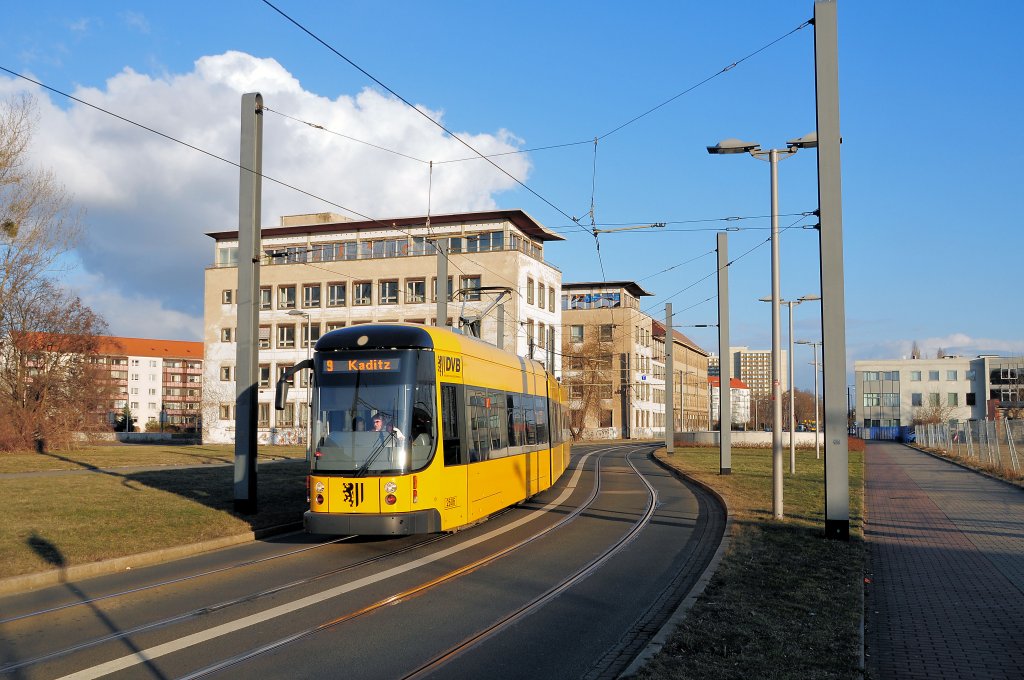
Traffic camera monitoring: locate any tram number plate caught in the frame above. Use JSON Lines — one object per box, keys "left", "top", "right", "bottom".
{"left": 444, "top": 496, "right": 457, "bottom": 510}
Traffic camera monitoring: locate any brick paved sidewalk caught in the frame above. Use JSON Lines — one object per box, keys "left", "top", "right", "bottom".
{"left": 864, "top": 441, "right": 1024, "bottom": 679}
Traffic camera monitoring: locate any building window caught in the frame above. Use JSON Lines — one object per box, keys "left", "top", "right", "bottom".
{"left": 303, "top": 284, "right": 321, "bottom": 308}
{"left": 863, "top": 393, "right": 880, "bottom": 407}
{"left": 948, "top": 393, "right": 959, "bottom": 406}
{"left": 258, "top": 403, "right": 270, "bottom": 428}
{"left": 278, "top": 285, "right": 297, "bottom": 309}
{"left": 461, "top": 276, "right": 481, "bottom": 301}
{"left": 600, "top": 324, "right": 613, "bottom": 343}
{"left": 219, "top": 404, "right": 234, "bottom": 420}
{"left": 405, "top": 279, "right": 426, "bottom": 303}
{"left": 910, "top": 371, "right": 921, "bottom": 381}
{"left": 221, "top": 289, "right": 233, "bottom": 304}
{"left": 966, "top": 392, "right": 976, "bottom": 406}
{"left": 277, "top": 325, "right": 296, "bottom": 349}
{"left": 354, "top": 282, "right": 372, "bottom": 306}
{"left": 326, "top": 322, "right": 346, "bottom": 332}
{"left": 220, "top": 328, "right": 233, "bottom": 342}
{"left": 258, "top": 364, "right": 270, "bottom": 388}
{"left": 882, "top": 393, "right": 900, "bottom": 407}
{"left": 929, "top": 371, "right": 940, "bottom": 381}
{"left": 278, "top": 403, "right": 295, "bottom": 427}
{"left": 258, "top": 325, "right": 271, "bottom": 349}
{"left": 864, "top": 371, "right": 879, "bottom": 381}
{"left": 947, "top": 370, "right": 957, "bottom": 381}
{"left": 303, "top": 322, "right": 322, "bottom": 348}
{"left": 911, "top": 393, "right": 923, "bottom": 406}
{"left": 431, "top": 276, "right": 453, "bottom": 302}
{"left": 599, "top": 382, "right": 613, "bottom": 399}
{"left": 220, "top": 365, "right": 233, "bottom": 381}
{"left": 929, "top": 393, "right": 940, "bottom": 407}
{"left": 260, "top": 287, "right": 272, "bottom": 310}
{"left": 380, "top": 280, "right": 399, "bottom": 304}
{"left": 527, "top": 277, "right": 535, "bottom": 304}
{"left": 570, "top": 325, "right": 584, "bottom": 343}
{"left": 526, "top": 319, "right": 535, "bottom": 348}
{"left": 549, "top": 287, "right": 555, "bottom": 312}
{"left": 538, "top": 284, "right": 546, "bottom": 310}
{"left": 538, "top": 322, "right": 546, "bottom": 349}
{"left": 327, "top": 282, "right": 346, "bottom": 307}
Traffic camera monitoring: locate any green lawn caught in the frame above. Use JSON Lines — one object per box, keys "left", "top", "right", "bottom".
{"left": 637, "top": 445, "right": 865, "bottom": 680}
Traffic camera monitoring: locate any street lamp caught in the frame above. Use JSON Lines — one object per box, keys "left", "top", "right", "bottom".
{"left": 760, "top": 294, "right": 819, "bottom": 474}
{"left": 797, "top": 339, "right": 823, "bottom": 459}
{"left": 709, "top": 132, "right": 814, "bottom": 519}
{"left": 288, "top": 309, "right": 311, "bottom": 450}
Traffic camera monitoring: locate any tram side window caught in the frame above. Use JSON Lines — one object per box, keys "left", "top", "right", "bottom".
{"left": 524, "top": 398, "right": 537, "bottom": 446}
{"left": 489, "top": 389, "right": 507, "bottom": 456}
{"left": 441, "top": 384, "right": 462, "bottom": 466}
{"left": 507, "top": 393, "right": 521, "bottom": 448}
{"left": 468, "top": 389, "right": 491, "bottom": 462}
{"left": 535, "top": 395, "right": 549, "bottom": 444}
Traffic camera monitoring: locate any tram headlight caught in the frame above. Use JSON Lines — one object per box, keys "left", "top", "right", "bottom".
{"left": 315, "top": 481, "right": 325, "bottom": 493}
{"left": 384, "top": 481, "right": 397, "bottom": 494}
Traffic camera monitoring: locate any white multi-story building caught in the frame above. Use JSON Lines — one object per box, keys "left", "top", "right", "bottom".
{"left": 96, "top": 337, "right": 204, "bottom": 431}
{"left": 707, "top": 376, "right": 751, "bottom": 428}
{"left": 203, "top": 210, "right": 564, "bottom": 444}
{"left": 854, "top": 355, "right": 1024, "bottom": 427}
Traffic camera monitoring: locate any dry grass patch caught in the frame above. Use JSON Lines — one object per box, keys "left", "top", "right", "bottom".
{"left": 0, "top": 457, "right": 307, "bottom": 578}
{"left": 0, "top": 443, "right": 304, "bottom": 473}
{"left": 636, "top": 447, "right": 864, "bottom": 680}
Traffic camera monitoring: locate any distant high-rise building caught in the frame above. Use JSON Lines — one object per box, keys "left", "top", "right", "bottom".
{"left": 708, "top": 346, "right": 788, "bottom": 400}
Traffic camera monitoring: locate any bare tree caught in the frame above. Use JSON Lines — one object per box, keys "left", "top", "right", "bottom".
{"left": 561, "top": 332, "right": 612, "bottom": 441}
{"left": 0, "top": 94, "right": 107, "bottom": 451}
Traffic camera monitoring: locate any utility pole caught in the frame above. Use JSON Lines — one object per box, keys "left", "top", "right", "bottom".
{"left": 717, "top": 232, "right": 732, "bottom": 474}
{"left": 233, "top": 92, "right": 262, "bottom": 514}
{"left": 814, "top": 0, "right": 850, "bottom": 540}
{"left": 665, "top": 303, "right": 674, "bottom": 454}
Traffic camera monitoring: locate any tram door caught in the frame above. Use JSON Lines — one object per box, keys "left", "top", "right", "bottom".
{"left": 439, "top": 382, "right": 468, "bottom": 528}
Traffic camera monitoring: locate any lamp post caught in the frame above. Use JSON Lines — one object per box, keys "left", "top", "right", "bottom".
{"left": 288, "top": 309, "right": 311, "bottom": 450}
{"left": 797, "top": 339, "right": 823, "bottom": 459}
{"left": 711, "top": 135, "right": 813, "bottom": 518}
{"left": 760, "top": 294, "right": 819, "bottom": 473}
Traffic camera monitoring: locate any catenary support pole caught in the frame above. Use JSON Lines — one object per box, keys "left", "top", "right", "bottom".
{"left": 814, "top": 0, "right": 850, "bottom": 540}
{"left": 769, "top": 147, "right": 784, "bottom": 519}
{"left": 234, "top": 92, "right": 262, "bottom": 514}
{"left": 717, "top": 232, "right": 732, "bottom": 474}
{"left": 666, "top": 303, "right": 674, "bottom": 454}
{"left": 435, "top": 238, "right": 448, "bottom": 328}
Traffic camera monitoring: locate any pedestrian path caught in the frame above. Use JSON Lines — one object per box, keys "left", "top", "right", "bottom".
{"left": 864, "top": 441, "right": 1024, "bottom": 679}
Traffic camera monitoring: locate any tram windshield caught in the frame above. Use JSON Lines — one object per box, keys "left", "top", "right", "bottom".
{"left": 311, "top": 349, "right": 436, "bottom": 474}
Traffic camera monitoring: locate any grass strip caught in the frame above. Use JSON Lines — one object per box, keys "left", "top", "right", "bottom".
{"left": 637, "top": 446, "right": 865, "bottom": 680}
{"left": 0, "top": 450, "right": 308, "bottom": 578}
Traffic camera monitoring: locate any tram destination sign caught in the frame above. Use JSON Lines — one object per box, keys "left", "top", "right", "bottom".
{"left": 325, "top": 357, "right": 402, "bottom": 373}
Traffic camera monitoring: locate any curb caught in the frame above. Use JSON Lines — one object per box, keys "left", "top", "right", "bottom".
{"left": 619, "top": 450, "right": 732, "bottom": 679}
{"left": 0, "top": 522, "right": 302, "bottom": 597}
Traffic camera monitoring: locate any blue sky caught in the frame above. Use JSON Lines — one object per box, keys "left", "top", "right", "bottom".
{"left": 1, "top": 1, "right": 1022, "bottom": 391}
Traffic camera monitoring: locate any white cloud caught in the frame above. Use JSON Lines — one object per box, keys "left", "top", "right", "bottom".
{"left": 121, "top": 11, "right": 150, "bottom": 34}
{"left": 2, "top": 52, "right": 530, "bottom": 339}
{"left": 61, "top": 268, "right": 203, "bottom": 341}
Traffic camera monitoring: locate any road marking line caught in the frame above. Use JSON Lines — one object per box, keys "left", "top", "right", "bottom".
{"left": 58, "top": 450, "right": 601, "bottom": 680}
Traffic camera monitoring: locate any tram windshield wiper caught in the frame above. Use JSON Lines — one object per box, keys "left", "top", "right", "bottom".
{"left": 354, "top": 431, "right": 395, "bottom": 477}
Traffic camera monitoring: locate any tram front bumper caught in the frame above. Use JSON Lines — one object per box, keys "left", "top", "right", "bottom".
{"left": 304, "top": 509, "right": 442, "bottom": 535}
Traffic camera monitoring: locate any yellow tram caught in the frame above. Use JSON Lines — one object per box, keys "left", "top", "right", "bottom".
{"left": 276, "top": 323, "right": 570, "bottom": 535}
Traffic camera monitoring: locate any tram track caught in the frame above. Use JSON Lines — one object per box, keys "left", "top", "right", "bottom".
{"left": 5, "top": 445, "right": 621, "bottom": 679}
{"left": 176, "top": 444, "right": 650, "bottom": 680}
{"left": 0, "top": 534, "right": 449, "bottom": 674}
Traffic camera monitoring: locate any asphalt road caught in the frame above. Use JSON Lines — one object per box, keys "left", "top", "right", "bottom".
{"left": 0, "top": 442, "right": 725, "bottom": 680}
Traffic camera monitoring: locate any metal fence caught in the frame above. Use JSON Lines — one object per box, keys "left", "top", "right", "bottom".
{"left": 915, "top": 420, "right": 1022, "bottom": 475}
